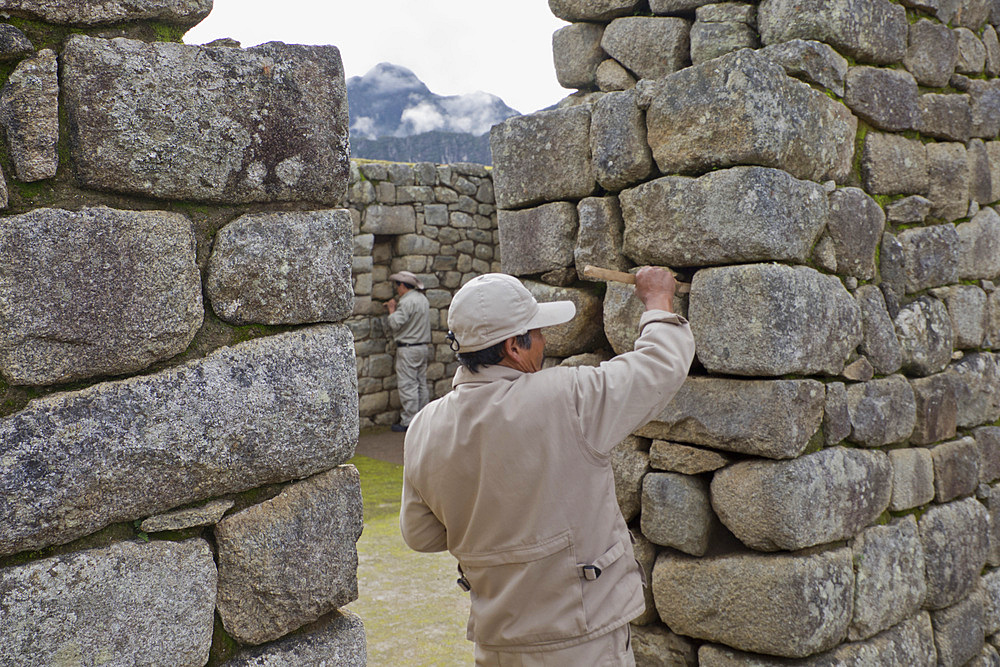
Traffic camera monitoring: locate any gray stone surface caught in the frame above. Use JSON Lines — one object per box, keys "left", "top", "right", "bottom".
{"left": 887, "top": 196, "right": 933, "bottom": 225}
{"left": 895, "top": 297, "right": 955, "bottom": 376}
{"left": 620, "top": 167, "right": 827, "bottom": 268}
{"left": 976, "top": 427, "right": 1000, "bottom": 484}
{"left": 630, "top": 531, "right": 659, "bottom": 626}
{"left": 844, "top": 66, "right": 919, "bottom": 132}
{"left": 650, "top": 0, "right": 718, "bottom": 11}
{"left": 697, "top": 613, "right": 936, "bottom": 666}
{"left": 927, "top": 142, "right": 971, "bottom": 221}
{"left": 989, "top": 483, "right": 1000, "bottom": 567}
{"left": 969, "top": 139, "right": 993, "bottom": 206}
{"left": 601, "top": 17, "right": 691, "bottom": 80}
{"left": 207, "top": 210, "right": 354, "bottom": 325}
{"left": 860, "top": 131, "right": 927, "bottom": 197}
{"left": 956, "top": 27, "right": 987, "bottom": 74}
{"left": 595, "top": 58, "right": 635, "bottom": 92}
{"left": 958, "top": 208, "right": 1000, "bottom": 280}
{"left": 0, "top": 24, "right": 33, "bottom": 61}
{"left": 602, "top": 280, "right": 653, "bottom": 356}
{"left": 590, "top": 89, "right": 654, "bottom": 192}
{"left": 642, "top": 472, "right": 716, "bottom": 556}
{"left": 846, "top": 375, "right": 917, "bottom": 447}
{"left": 855, "top": 285, "right": 903, "bottom": 375}
{"left": 553, "top": 22, "right": 605, "bottom": 90}
{"left": 948, "top": 352, "right": 1000, "bottom": 428}
{"left": 905, "top": 19, "right": 959, "bottom": 87}
{"left": 498, "top": 202, "right": 577, "bottom": 276}
{"left": 221, "top": 610, "right": 366, "bottom": 667}
{"left": 880, "top": 232, "right": 907, "bottom": 317}
{"left": 140, "top": 499, "right": 235, "bottom": 533}
{"left": 0, "top": 0, "right": 211, "bottom": 24}
{"left": 827, "top": 187, "right": 884, "bottom": 280}
{"left": 0, "top": 49, "right": 57, "bottom": 182}
{"left": 898, "top": 224, "right": 960, "bottom": 293}
{"left": 919, "top": 93, "right": 972, "bottom": 142}
{"left": 548, "top": 0, "right": 642, "bottom": 21}
{"left": 909, "top": 372, "right": 959, "bottom": 446}
{"left": 824, "top": 382, "right": 852, "bottom": 446}
{"left": 758, "top": 0, "right": 908, "bottom": 64}
{"left": 0, "top": 325, "right": 359, "bottom": 557}
{"left": 967, "top": 79, "right": 1000, "bottom": 140}
{"left": 986, "top": 25, "right": 1000, "bottom": 77}
{"left": 931, "top": 588, "right": 986, "bottom": 667}
{"left": 653, "top": 546, "right": 854, "bottom": 658}
{"left": 611, "top": 435, "right": 648, "bottom": 522}
{"left": 650, "top": 440, "right": 731, "bottom": 474}
{"left": 889, "top": 448, "right": 936, "bottom": 512}
{"left": 575, "top": 197, "right": 629, "bottom": 278}
{"left": 524, "top": 281, "right": 603, "bottom": 357}
{"left": 62, "top": 36, "right": 349, "bottom": 204}
{"left": 696, "top": 3, "right": 756, "bottom": 22}
{"left": 636, "top": 377, "right": 825, "bottom": 459}
{"left": 0, "top": 206, "right": 202, "bottom": 385}
{"left": 361, "top": 205, "right": 416, "bottom": 234}
{"left": 849, "top": 516, "right": 927, "bottom": 641}
{"left": 491, "top": 106, "right": 594, "bottom": 210}
{"left": 216, "top": 466, "right": 363, "bottom": 645}
{"left": 942, "top": 284, "right": 987, "bottom": 349}
{"left": 690, "top": 20, "right": 758, "bottom": 65}
{"left": 632, "top": 624, "right": 698, "bottom": 667}
{"left": 644, "top": 49, "right": 856, "bottom": 183}
{"left": 689, "top": 264, "right": 862, "bottom": 376}
{"left": 985, "top": 569, "right": 1000, "bottom": 634}
{"left": 759, "top": 39, "right": 848, "bottom": 96}
{"left": 919, "top": 497, "right": 990, "bottom": 609}
{"left": 711, "top": 447, "right": 892, "bottom": 552}
{"left": 931, "top": 437, "right": 981, "bottom": 502}
{"left": 0, "top": 539, "right": 216, "bottom": 665}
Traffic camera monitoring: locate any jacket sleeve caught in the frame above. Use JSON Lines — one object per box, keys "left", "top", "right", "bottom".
{"left": 571, "top": 310, "right": 695, "bottom": 457}
{"left": 386, "top": 297, "right": 413, "bottom": 335}
{"left": 400, "top": 473, "right": 448, "bottom": 552}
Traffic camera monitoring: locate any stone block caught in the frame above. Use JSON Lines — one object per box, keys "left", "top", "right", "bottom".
{"left": 977, "top": 427, "right": 1000, "bottom": 484}
{"left": 909, "top": 372, "right": 959, "bottom": 446}
{"left": 827, "top": 187, "right": 884, "bottom": 280}
{"left": 491, "top": 106, "right": 594, "bottom": 209}
{"left": 575, "top": 197, "right": 629, "bottom": 278}
{"left": 621, "top": 166, "right": 827, "bottom": 268}
{"left": 221, "top": 610, "right": 366, "bottom": 666}
{"left": 860, "top": 131, "right": 927, "bottom": 197}
{"left": 887, "top": 196, "right": 933, "bottom": 225}
{"left": 552, "top": 22, "right": 605, "bottom": 90}
{"left": 898, "top": 224, "right": 960, "bottom": 293}
{"left": 927, "top": 142, "right": 971, "bottom": 221}
{"left": 140, "top": 499, "right": 234, "bottom": 533}
{"left": 644, "top": 49, "right": 856, "bottom": 183}
{"left": 636, "top": 377, "right": 825, "bottom": 459}
{"left": 0, "top": 540, "right": 216, "bottom": 664}
{"left": 956, "top": 27, "right": 987, "bottom": 74}
{"left": 548, "top": 0, "right": 642, "bottom": 21}
{"left": 611, "top": 435, "right": 648, "bottom": 522}
{"left": 824, "top": 381, "right": 851, "bottom": 446}
{"left": 880, "top": 232, "right": 906, "bottom": 316}
{"left": 653, "top": 547, "right": 854, "bottom": 658}
{"left": 919, "top": 497, "right": 990, "bottom": 609}
{"left": 931, "top": 588, "right": 986, "bottom": 667}
{"left": 0, "top": 24, "right": 33, "bottom": 61}
{"left": 0, "top": 325, "right": 359, "bottom": 557}
{"left": 642, "top": 472, "right": 717, "bottom": 556}
{"left": 759, "top": 39, "right": 848, "bottom": 97}
{"left": 690, "top": 20, "right": 758, "bottom": 65}
{"left": 888, "top": 447, "right": 936, "bottom": 512}
{"left": 989, "top": 483, "right": 1000, "bottom": 567}
{"left": 931, "top": 436, "right": 981, "bottom": 502}
{"left": 650, "top": 0, "right": 717, "bottom": 12}
{"left": 0, "top": 207, "right": 202, "bottom": 385}
{"left": 919, "top": 93, "right": 972, "bottom": 142}
{"left": 905, "top": 19, "right": 959, "bottom": 87}
{"left": 601, "top": 17, "right": 691, "bottom": 80}
{"left": 689, "top": 264, "right": 862, "bottom": 376}
{"left": 941, "top": 285, "right": 987, "bottom": 349}
{"left": 986, "top": 569, "right": 1000, "bottom": 634}
{"left": 759, "top": 0, "right": 907, "bottom": 64}
{"left": 2, "top": 0, "right": 210, "bottom": 24}
{"left": 967, "top": 79, "right": 1000, "bottom": 140}
{"left": 216, "top": 466, "right": 363, "bottom": 645}
{"left": 895, "top": 297, "right": 955, "bottom": 377}
{"left": 207, "top": 210, "right": 353, "bottom": 326}
{"left": 590, "top": 89, "right": 654, "bottom": 192}
{"left": 969, "top": 139, "right": 993, "bottom": 206}
{"left": 711, "top": 447, "right": 892, "bottom": 552}
{"left": 650, "top": 440, "right": 731, "bottom": 474}
{"left": 595, "top": 58, "right": 635, "bottom": 92}
{"left": 855, "top": 285, "right": 903, "bottom": 375}
{"left": 846, "top": 375, "right": 916, "bottom": 447}
{"left": 696, "top": 3, "right": 756, "bottom": 22}
{"left": 0, "top": 49, "right": 57, "bottom": 182}
{"left": 844, "top": 66, "right": 919, "bottom": 132}
{"left": 959, "top": 208, "right": 1000, "bottom": 280}
{"left": 523, "top": 281, "right": 603, "bottom": 356}
{"left": 948, "top": 352, "right": 1000, "bottom": 428}
{"left": 986, "top": 25, "right": 1000, "bottom": 76}
{"left": 498, "top": 201, "right": 577, "bottom": 276}
{"left": 632, "top": 624, "right": 698, "bottom": 666}
{"left": 62, "top": 36, "right": 348, "bottom": 204}
{"left": 362, "top": 205, "right": 416, "bottom": 234}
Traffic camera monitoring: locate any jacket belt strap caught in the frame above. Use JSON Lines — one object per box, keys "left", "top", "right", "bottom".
{"left": 577, "top": 540, "right": 625, "bottom": 581}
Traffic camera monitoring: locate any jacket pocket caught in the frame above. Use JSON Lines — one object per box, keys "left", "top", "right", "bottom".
{"left": 458, "top": 530, "right": 587, "bottom": 646}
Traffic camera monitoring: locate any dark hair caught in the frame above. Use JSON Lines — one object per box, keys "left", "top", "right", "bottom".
{"left": 457, "top": 332, "right": 533, "bottom": 373}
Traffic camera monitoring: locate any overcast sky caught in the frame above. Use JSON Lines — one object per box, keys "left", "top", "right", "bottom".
{"left": 184, "top": 0, "right": 568, "bottom": 114}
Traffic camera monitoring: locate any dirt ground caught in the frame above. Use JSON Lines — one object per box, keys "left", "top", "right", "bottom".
{"left": 347, "top": 430, "right": 474, "bottom": 666}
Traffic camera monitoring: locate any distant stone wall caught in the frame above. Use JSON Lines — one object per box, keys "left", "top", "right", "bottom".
{"left": 344, "top": 159, "right": 501, "bottom": 429}
{"left": 0, "top": 7, "right": 365, "bottom": 665}
{"left": 494, "top": 1, "right": 1000, "bottom": 664}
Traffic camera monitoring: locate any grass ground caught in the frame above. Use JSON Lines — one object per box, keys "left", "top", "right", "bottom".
{"left": 346, "top": 455, "right": 474, "bottom": 666}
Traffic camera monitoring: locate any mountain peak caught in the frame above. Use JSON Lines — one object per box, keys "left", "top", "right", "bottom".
{"left": 347, "top": 62, "right": 431, "bottom": 98}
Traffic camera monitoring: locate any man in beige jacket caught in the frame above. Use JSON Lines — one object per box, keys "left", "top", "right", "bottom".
{"left": 401, "top": 268, "right": 694, "bottom": 666}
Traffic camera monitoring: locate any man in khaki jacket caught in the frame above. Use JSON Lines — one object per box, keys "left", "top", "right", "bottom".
{"left": 400, "top": 268, "right": 694, "bottom": 666}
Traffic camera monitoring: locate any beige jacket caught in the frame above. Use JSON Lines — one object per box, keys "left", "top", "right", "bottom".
{"left": 400, "top": 310, "right": 695, "bottom": 652}
{"left": 387, "top": 289, "right": 431, "bottom": 344}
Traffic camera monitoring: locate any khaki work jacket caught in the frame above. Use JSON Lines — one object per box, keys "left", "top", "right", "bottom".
{"left": 387, "top": 289, "right": 431, "bottom": 344}
{"left": 401, "top": 309, "right": 695, "bottom": 653}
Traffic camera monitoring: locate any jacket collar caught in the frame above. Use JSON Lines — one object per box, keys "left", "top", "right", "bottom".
{"left": 452, "top": 363, "right": 525, "bottom": 388}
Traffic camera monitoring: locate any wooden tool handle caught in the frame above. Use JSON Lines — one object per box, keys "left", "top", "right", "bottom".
{"left": 582, "top": 265, "right": 691, "bottom": 295}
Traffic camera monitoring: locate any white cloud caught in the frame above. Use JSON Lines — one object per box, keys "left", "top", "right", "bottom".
{"left": 350, "top": 116, "right": 378, "bottom": 139}
{"left": 400, "top": 102, "right": 447, "bottom": 135}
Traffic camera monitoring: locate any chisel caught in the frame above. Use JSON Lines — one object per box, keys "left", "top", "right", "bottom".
{"left": 581, "top": 265, "right": 691, "bottom": 295}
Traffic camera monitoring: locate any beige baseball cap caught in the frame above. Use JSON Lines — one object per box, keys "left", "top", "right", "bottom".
{"left": 447, "top": 273, "right": 576, "bottom": 353}
{"left": 389, "top": 271, "right": 424, "bottom": 290}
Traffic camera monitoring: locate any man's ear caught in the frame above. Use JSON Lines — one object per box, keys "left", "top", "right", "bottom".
{"left": 501, "top": 336, "right": 522, "bottom": 362}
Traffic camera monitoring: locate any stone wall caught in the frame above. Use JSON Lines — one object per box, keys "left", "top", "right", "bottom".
{"left": 344, "top": 159, "right": 500, "bottom": 429}
{"left": 493, "top": 0, "right": 1000, "bottom": 664}
{"left": 0, "top": 5, "right": 365, "bottom": 665}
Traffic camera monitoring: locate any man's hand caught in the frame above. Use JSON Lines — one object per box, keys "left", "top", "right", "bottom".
{"left": 387, "top": 298, "right": 397, "bottom": 314}
{"left": 634, "top": 266, "right": 676, "bottom": 313}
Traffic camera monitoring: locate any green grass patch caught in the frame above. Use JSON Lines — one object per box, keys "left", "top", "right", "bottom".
{"left": 350, "top": 454, "right": 405, "bottom": 521}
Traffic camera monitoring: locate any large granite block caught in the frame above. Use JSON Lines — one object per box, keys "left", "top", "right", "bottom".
{"left": 919, "top": 497, "right": 990, "bottom": 609}
{"left": 904, "top": 18, "right": 958, "bottom": 87}
{"left": 759, "top": 39, "right": 849, "bottom": 96}
{"left": 894, "top": 296, "right": 955, "bottom": 376}
{"left": 846, "top": 375, "right": 916, "bottom": 447}
{"left": 927, "top": 142, "right": 970, "bottom": 221}
{"left": 523, "top": 281, "right": 603, "bottom": 356}
{"left": 641, "top": 472, "right": 716, "bottom": 556}
{"left": 888, "top": 448, "right": 935, "bottom": 512}
{"left": 221, "top": 610, "right": 366, "bottom": 667}
{"left": 844, "top": 67, "right": 919, "bottom": 132}
{"left": 0, "top": 49, "right": 58, "bottom": 182}
{"left": 897, "top": 224, "right": 960, "bottom": 293}
{"left": 601, "top": 17, "right": 691, "bottom": 80}
{"left": 498, "top": 201, "right": 577, "bottom": 276}
{"left": 0, "top": 0, "right": 211, "bottom": 24}
{"left": 590, "top": 89, "right": 654, "bottom": 192}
